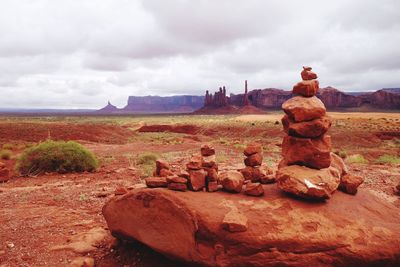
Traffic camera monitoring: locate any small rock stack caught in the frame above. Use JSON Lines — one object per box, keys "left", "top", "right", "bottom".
{"left": 240, "top": 143, "right": 275, "bottom": 185}
{"left": 200, "top": 145, "right": 219, "bottom": 192}
{"left": 0, "top": 162, "right": 10, "bottom": 182}
{"left": 145, "top": 145, "right": 220, "bottom": 192}
{"left": 277, "top": 67, "right": 363, "bottom": 199}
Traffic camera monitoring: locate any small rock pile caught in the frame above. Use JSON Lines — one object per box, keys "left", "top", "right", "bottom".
{"left": 145, "top": 144, "right": 220, "bottom": 192}
{"left": 277, "top": 67, "right": 363, "bottom": 199}
{"left": 0, "top": 162, "right": 10, "bottom": 183}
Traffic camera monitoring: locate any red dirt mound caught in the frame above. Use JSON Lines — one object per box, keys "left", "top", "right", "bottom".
{"left": 375, "top": 131, "right": 400, "bottom": 140}
{"left": 137, "top": 124, "right": 200, "bottom": 135}
{"left": 0, "top": 122, "right": 133, "bottom": 144}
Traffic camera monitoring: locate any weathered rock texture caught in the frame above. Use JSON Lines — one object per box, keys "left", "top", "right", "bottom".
{"left": 103, "top": 187, "right": 400, "bottom": 266}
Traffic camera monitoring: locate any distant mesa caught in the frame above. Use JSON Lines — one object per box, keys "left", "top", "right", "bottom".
{"left": 96, "top": 85, "right": 400, "bottom": 114}
{"left": 95, "top": 95, "right": 204, "bottom": 114}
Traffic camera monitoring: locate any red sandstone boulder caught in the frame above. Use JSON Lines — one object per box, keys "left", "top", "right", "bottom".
{"left": 282, "top": 96, "right": 326, "bottom": 122}
{"left": 177, "top": 170, "right": 190, "bottom": 179}
{"left": 239, "top": 166, "right": 256, "bottom": 181}
{"left": 204, "top": 167, "right": 218, "bottom": 182}
{"left": 201, "top": 144, "right": 215, "bottom": 157}
{"left": 339, "top": 174, "right": 364, "bottom": 195}
{"left": 244, "top": 143, "right": 262, "bottom": 156}
{"left": 240, "top": 166, "right": 274, "bottom": 183}
{"left": 159, "top": 168, "right": 174, "bottom": 177}
{"left": 114, "top": 186, "right": 128, "bottom": 196}
{"left": 244, "top": 182, "right": 264, "bottom": 196}
{"left": 207, "top": 181, "right": 219, "bottom": 192}
{"left": 221, "top": 209, "right": 248, "bottom": 233}
{"left": 156, "top": 159, "right": 170, "bottom": 175}
{"left": 186, "top": 155, "right": 203, "bottom": 170}
{"left": 282, "top": 135, "right": 332, "bottom": 169}
{"left": 244, "top": 153, "right": 263, "bottom": 167}
{"left": 220, "top": 171, "right": 244, "bottom": 193}
{"left": 293, "top": 80, "right": 319, "bottom": 97}
{"left": 166, "top": 176, "right": 187, "bottom": 184}
{"left": 301, "top": 67, "right": 318, "bottom": 80}
{"left": 103, "top": 188, "right": 400, "bottom": 266}
{"left": 202, "top": 155, "right": 217, "bottom": 169}
{"left": 168, "top": 183, "right": 187, "bottom": 192}
{"left": 330, "top": 152, "right": 348, "bottom": 176}
{"left": 188, "top": 169, "right": 206, "bottom": 191}
{"left": 282, "top": 115, "right": 332, "bottom": 138}
{"left": 145, "top": 177, "right": 168, "bottom": 188}
{"left": 276, "top": 165, "right": 340, "bottom": 199}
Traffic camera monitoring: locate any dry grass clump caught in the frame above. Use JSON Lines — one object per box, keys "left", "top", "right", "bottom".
{"left": 0, "top": 149, "right": 12, "bottom": 160}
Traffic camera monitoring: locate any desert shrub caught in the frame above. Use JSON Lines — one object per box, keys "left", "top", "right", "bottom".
{"left": 16, "top": 140, "right": 98, "bottom": 176}
{"left": 374, "top": 154, "right": 400, "bottom": 165}
{"left": 346, "top": 154, "right": 368, "bottom": 164}
{"left": 137, "top": 152, "right": 158, "bottom": 165}
{"left": 0, "top": 149, "right": 12, "bottom": 160}
{"left": 2, "top": 143, "right": 14, "bottom": 150}
{"left": 137, "top": 152, "right": 159, "bottom": 177}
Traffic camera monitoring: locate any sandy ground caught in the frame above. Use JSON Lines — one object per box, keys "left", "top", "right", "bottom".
{"left": 0, "top": 113, "right": 399, "bottom": 266}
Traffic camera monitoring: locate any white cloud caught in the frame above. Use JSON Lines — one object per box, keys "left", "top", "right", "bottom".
{"left": 0, "top": 0, "right": 399, "bottom": 108}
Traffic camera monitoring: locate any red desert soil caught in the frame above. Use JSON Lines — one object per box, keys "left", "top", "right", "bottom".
{"left": 0, "top": 122, "right": 133, "bottom": 144}
{"left": 0, "top": 113, "right": 399, "bottom": 266}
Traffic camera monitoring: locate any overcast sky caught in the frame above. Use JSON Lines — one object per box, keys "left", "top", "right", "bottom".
{"left": 1, "top": 0, "right": 399, "bottom": 109}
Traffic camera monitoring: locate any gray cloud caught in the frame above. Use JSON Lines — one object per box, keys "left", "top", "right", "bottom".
{"left": 0, "top": 0, "right": 399, "bottom": 108}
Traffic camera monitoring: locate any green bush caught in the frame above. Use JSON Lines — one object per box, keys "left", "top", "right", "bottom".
{"left": 346, "top": 154, "right": 368, "bottom": 164}
{"left": 0, "top": 149, "right": 12, "bottom": 160}
{"left": 374, "top": 154, "right": 400, "bottom": 165}
{"left": 16, "top": 140, "right": 98, "bottom": 176}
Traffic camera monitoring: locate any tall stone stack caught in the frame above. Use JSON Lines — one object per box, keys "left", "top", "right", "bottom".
{"left": 277, "top": 67, "right": 340, "bottom": 199}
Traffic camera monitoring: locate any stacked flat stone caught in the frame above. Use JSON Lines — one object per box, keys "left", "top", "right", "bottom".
{"left": 277, "top": 67, "right": 363, "bottom": 199}
{"left": 145, "top": 159, "right": 172, "bottom": 188}
{"left": 184, "top": 145, "right": 219, "bottom": 192}
{"left": 200, "top": 145, "right": 219, "bottom": 192}
{"left": 240, "top": 143, "right": 275, "bottom": 185}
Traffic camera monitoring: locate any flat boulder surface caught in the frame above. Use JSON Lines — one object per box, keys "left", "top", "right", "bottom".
{"left": 103, "top": 187, "right": 400, "bottom": 267}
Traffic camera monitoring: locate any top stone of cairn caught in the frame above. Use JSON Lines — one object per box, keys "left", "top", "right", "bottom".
{"left": 293, "top": 66, "right": 319, "bottom": 97}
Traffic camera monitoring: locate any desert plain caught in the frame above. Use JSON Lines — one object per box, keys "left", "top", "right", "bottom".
{"left": 0, "top": 111, "right": 399, "bottom": 266}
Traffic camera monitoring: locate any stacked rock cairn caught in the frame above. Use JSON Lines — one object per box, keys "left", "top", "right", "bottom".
{"left": 238, "top": 143, "right": 275, "bottom": 196}
{"left": 145, "top": 144, "right": 219, "bottom": 192}
{"left": 144, "top": 143, "right": 276, "bottom": 198}
{"left": 277, "top": 66, "right": 363, "bottom": 199}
